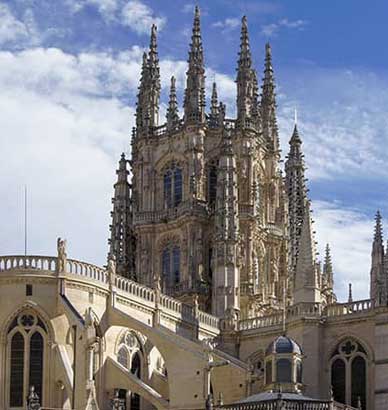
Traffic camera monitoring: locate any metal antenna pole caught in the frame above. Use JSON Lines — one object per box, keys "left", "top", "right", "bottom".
{"left": 24, "top": 185, "right": 27, "bottom": 256}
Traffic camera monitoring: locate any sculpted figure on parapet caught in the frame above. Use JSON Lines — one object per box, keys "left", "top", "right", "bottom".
{"left": 57, "top": 237, "right": 67, "bottom": 273}
{"left": 107, "top": 255, "right": 116, "bottom": 287}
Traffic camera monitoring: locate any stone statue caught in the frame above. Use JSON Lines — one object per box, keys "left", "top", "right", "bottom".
{"left": 107, "top": 255, "right": 116, "bottom": 287}
{"left": 57, "top": 237, "right": 67, "bottom": 273}
{"left": 27, "top": 386, "right": 40, "bottom": 410}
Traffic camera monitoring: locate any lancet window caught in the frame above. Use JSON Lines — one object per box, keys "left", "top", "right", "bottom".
{"left": 162, "top": 245, "right": 181, "bottom": 287}
{"left": 163, "top": 163, "right": 182, "bottom": 208}
{"left": 330, "top": 338, "right": 368, "bottom": 409}
{"left": 208, "top": 164, "right": 217, "bottom": 204}
{"left": 7, "top": 311, "right": 47, "bottom": 409}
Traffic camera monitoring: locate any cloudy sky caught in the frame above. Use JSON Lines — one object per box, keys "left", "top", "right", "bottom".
{"left": 0, "top": 0, "right": 387, "bottom": 301}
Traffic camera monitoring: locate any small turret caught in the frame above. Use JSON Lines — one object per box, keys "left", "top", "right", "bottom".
{"left": 213, "top": 129, "right": 240, "bottom": 318}
{"left": 322, "top": 244, "right": 336, "bottom": 304}
{"left": 184, "top": 6, "right": 206, "bottom": 125}
{"left": 370, "top": 211, "right": 386, "bottom": 305}
{"left": 294, "top": 202, "right": 321, "bottom": 304}
{"left": 108, "top": 154, "right": 136, "bottom": 279}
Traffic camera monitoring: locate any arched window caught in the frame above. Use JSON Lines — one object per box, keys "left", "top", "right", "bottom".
{"left": 161, "top": 245, "right": 181, "bottom": 288}
{"left": 331, "top": 358, "right": 346, "bottom": 404}
{"left": 10, "top": 332, "right": 24, "bottom": 407}
{"left": 163, "top": 163, "right": 182, "bottom": 208}
{"left": 351, "top": 356, "right": 366, "bottom": 410}
{"left": 276, "top": 359, "right": 292, "bottom": 383}
{"left": 164, "top": 170, "right": 172, "bottom": 208}
{"left": 7, "top": 311, "right": 47, "bottom": 408}
{"left": 174, "top": 168, "right": 182, "bottom": 206}
{"left": 172, "top": 246, "right": 181, "bottom": 284}
{"left": 29, "top": 332, "right": 44, "bottom": 401}
{"left": 330, "top": 338, "right": 368, "bottom": 409}
{"left": 130, "top": 352, "right": 142, "bottom": 410}
{"left": 208, "top": 165, "right": 217, "bottom": 204}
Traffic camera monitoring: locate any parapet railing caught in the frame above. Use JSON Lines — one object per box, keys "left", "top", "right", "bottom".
{"left": 216, "top": 399, "right": 335, "bottom": 410}
{"left": 325, "top": 299, "right": 373, "bottom": 318}
{"left": 0, "top": 255, "right": 220, "bottom": 333}
{"left": 238, "top": 299, "right": 374, "bottom": 331}
{"left": 134, "top": 199, "right": 208, "bottom": 224}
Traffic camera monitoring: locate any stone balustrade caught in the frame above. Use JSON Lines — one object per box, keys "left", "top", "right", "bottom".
{"left": 238, "top": 299, "right": 372, "bottom": 331}
{"left": 0, "top": 255, "right": 220, "bottom": 334}
{"left": 325, "top": 299, "right": 373, "bottom": 318}
{"left": 134, "top": 200, "right": 208, "bottom": 225}
{"left": 215, "top": 399, "right": 338, "bottom": 410}
{"left": 239, "top": 312, "right": 283, "bottom": 331}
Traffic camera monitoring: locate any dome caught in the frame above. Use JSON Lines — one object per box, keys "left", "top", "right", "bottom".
{"left": 266, "top": 335, "right": 302, "bottom": 355}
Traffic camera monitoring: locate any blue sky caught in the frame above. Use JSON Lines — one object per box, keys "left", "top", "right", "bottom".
{"left": 0, "top": 0, "right": 387, "bottom": 301}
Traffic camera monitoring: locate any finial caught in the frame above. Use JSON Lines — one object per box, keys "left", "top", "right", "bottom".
{"left": 357, "top": 396, "right": 362, "bottom": 410}
{"left": 194, "top": 5, "right": 200, "bottom": 17}
{"left": 348, "top": 283, "right": 353, "bottom": 303}
{"left": 294, "top": 108, "right": 298, "bottom": 126}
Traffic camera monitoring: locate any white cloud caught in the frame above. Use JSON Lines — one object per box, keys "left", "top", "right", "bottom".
{"left": 0, "top": 3, "right": 40, "bottom": 47}
{"left": 121, "top": 0, "right": 166, "bottom": 34}
{"left": 66, "top": 0, "right": 119, "bottom": 19}
{"left": 65, "top": 0, "right": 166, "bottom": 33}
{"left": 277, "top": 68, "right": 388, "bottom": 181}
{"left": 182, "top": 3, "right": 194, "bottom": 14}
{"left": 261, "top": 18, "right": 307, "bottom": 37}
{"left": 212, "top": 17, "right": 240, "bottom": 31}
{"left": 313, "top": 201, "right": 374, "bottom": 301}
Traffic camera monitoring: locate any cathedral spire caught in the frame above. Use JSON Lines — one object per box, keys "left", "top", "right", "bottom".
{"left": 147, "top": 24, "right": 161, "bottom": 128}
{"left": 323, "top": 244, "right": 334, "bottom": 288}
{"left": 260, "top": 43, "right": 279, "bottom": 152}
{"left": 166, "top": 76, "right": 179, "bottom": 130}
{"left": 285, "top": 124, "right": 308, "bottom": 276}
{"left": 370, "top": 210, "right": 386, "bottom": 304}
{"left": 135, "top": 52, "right": 149, "bottom": 132}
{"left": 135, "top": 25, "right": 161, "bottom": 136}
{"left": 294, "top": 202, "right": 321, "bottom": 303}
{"left": 236, "top": 16, "right": 256, "bottom": 126}
{"left": 209, "top": 82, "right": 221, "bottom": 127}
{"left": 108, "top": 153, "right": 136, "bottom": 279}
{"left": 184, "top": 6, "right": 206, "bottom": 125}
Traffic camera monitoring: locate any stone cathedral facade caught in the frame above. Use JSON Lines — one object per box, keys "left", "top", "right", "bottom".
{"left": 1, "top": 7, "right": 388, "bottom": 410}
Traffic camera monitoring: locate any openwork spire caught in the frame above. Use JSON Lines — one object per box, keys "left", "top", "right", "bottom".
{"left": 166, "top": 76, "right": 179, "bottom": 130}
{"left": 209, "top": 82, "right": 221, "bottom": 128}
{"left": 374, "top": 210, "right": 383, "bottom": 243}
{"left": 285, "top": 124, "right": 308, "bottom": 275}
{"left": 135, "top": 25, "right": 161, "bottom": 135}
{"left": 108, "top": 153, "right": 136, "bottom": 279}
{"left": 260, "top": 43, "right": 279, "bottom": 152}
{"left": 135, "top": 52, "right": 149, "bottom": 131}
{"left": 370, "top": 210, "right": 386, "bottom": 304}
{"left": 184, "top": 6, "right": 206, "bottom": 125}
{"left": 236, "top": 16, "right": 256, "bottom": 126}
{"left": 323, "top": 244, "right": 334, "bottom": 288}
